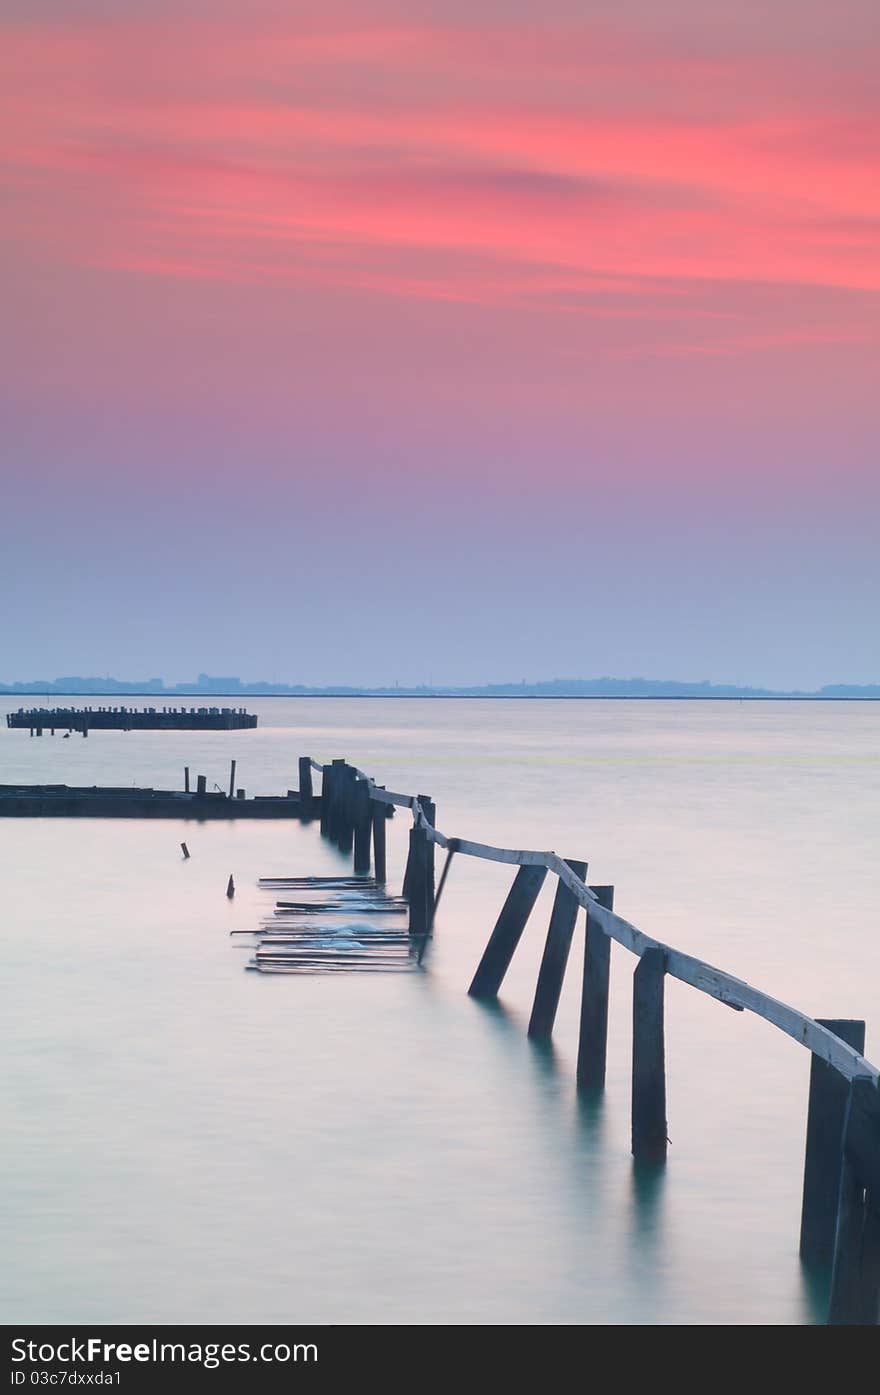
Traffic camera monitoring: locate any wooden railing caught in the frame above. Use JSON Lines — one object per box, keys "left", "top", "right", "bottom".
{"left": 300, "top": 754, "right": 880, "bottom": 1325}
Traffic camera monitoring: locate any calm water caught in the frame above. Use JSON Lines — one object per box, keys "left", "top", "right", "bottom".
{"left": 2, "top": 698, "right": 879, "bottom": 1325}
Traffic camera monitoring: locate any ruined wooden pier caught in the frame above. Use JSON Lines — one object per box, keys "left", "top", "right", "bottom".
{"left": 0, "top": 759, "right": 313, "bottom": 818}
{"left": 7, "top": 705, "right": 258, "bottom": 733}
{"left": 284, "top": 753, "right": 880, "bottom": 1325}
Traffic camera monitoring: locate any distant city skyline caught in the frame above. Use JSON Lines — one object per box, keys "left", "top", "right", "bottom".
{"left": 1, "top": 673, "right": 879, "bottom": 699}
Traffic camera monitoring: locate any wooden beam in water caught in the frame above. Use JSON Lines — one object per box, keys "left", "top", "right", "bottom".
{"left": 828, "top": 1077, "right": 880, "bottom": 1324}
{"left": 328, "top": 758, "right": 346, "bottom": 843}
{"left": 800, "top": 1019, "right": 866, "bottom": 1266}
{"left": 353, "top": 777, "right": 372, "bottom": 874}
{"left": 468, "top": 864, "right": 547, "bottom": 1000}
{"left": 337, "top": 764, "right": 355, "bottom": 855}
{"left": 632, "top": 948, "right": 668, "bottom": 1163}
{"left": 319, "top": 764, "right": 333, "bottom": 836}
{"left": 418, "top": 795, "right": 436, "bottom": 908}
{"left": 528, "top": 859, "right": 587, "bottom": 1041}
{"left": 577, "top": 886, "right": 614, "bottom": 1091}
{"left": 371, "top": 787, "right": 387, "bottom": 884}
{"left": 406, "top": 824, "right": 432, "bottom": 937}
{"left": 298, "top": 756, "right": 314, "bottom": 820}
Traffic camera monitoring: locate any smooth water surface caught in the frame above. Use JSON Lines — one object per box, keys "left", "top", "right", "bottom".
{"left": 2, "top": 698, "right": 879, "bottom": 1324}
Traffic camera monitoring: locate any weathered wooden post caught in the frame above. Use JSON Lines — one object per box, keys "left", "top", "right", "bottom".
{"left": 469, "top": 864, "right": 548, "bottom": 999}
{"left": 353, "top": 778, "right": 372, "bottom": 874}
{"left": 328, "top": 758, "right": 346, "bottom": 843}
{"left": 577, "top": 886, "right": 614, "bottom": 1090}
{"left": 632, "top": 947, "right": 668, "bottom": 1163}
{"left": 298, "top": 756, "right": 314, "bottom": 820}
{"left": 228, "top": 759, "right": 236, "bottom": 800}
{"left": 371, "top": 788, "right": 387, "bottom": 884}
{"left": 528, "top": 859, "right": 587, "bottom": 1040}
{"left": 800, "top": 1019, "right": 866, "bottom": 1266}
{"left": 337, "top": 764, "right": 355, "bottom": 855}
{"left": 431, "top": 840, "right": 458, "bottom": 926}
{"left": 407, "top": 823, "right": 431, "bottom": 936}
{"left": 827, "top": 1076, "right": 880, "bottom": 1325}
{"left": 319, "top": 763, "right": 333, "bottom": 836}
{"left": 418, "top": 795, "right": 436, "bottom": 908}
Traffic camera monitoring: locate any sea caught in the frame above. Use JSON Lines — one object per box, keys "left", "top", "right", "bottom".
{"left": 2, "top": 697, "right": 878, "bottom": 1324}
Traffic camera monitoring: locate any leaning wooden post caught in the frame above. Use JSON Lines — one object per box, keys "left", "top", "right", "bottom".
{"left": 528, "top": 859, "right": 587, "bottom": 1040}
{"left": 371, "top": 789, "right": 387, "bottom": 884}
{"left": 430, "top": 840, "right": 458, "bottom": 927}
{"left": 468, "top": 864, "right": 548, "bottom": 1000}
{"left": 800, "top": 1019, "right": 865, "bottom": 1266}
{"left": 828, "top": 1077, "right": 880, "bottom": 1325}
{"left": 577, "top": 885, "right": 614, "bottom": 1090}
{"left": 298, "top": 756, "right": 314, "bottom": 820}
{"left": 632, "top": 948, "right": 668, "bottom": 1163}
{"left": 353, "top": 778, "right": 372, "bottom": 874}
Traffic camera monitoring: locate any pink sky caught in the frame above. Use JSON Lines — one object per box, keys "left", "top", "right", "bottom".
{"left": 1, "top": 1, "right": 879, "bottom": 685}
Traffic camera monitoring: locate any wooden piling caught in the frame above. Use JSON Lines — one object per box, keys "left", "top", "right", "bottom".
{"left": 418, "top": 795, "right": 436, "bottom": 907}
{"left": 371, "top": 789, "right": 387, "bottom": 884}
{"left": 632, "top": 948, "right": 668, "bottom": 1163}
{"left": 402, "top": 831, "right": 414, "bottom": 898}
{"left": 226, "top": 875, "right": 235, "bottom": 899}
{"left": 405, "top": 823, "right": 433, "bottom": 937}
{"left": 181, "top": 842, "right": 189, "bottom": 860}
{"left": 298, "top": 756, "right": 314, "bottom": 819}
{"left": 328, "top": 758, "right": 346, "bottom": 843}
{"left": 468, "top": 864, "right": 548, "bottom": 999}
{"left": 337, "top": 764, "right": 354, "bottom": 855}
{"left": 528, "top": 859, "right": 587, "bottom": 1040}
{"left": 319, "top": 763, "right": 334, "bottom": 836}
{"left": 828, "top": 1077, "right": 880, "bottom": 1324}
{"left": 800, "top": 1019, "right": 865, "bottom": 1266}
{"left": 577, "top": 886, "right": 614, "bottom": 1091}
{"left": 353, "top": 778, "right": 372, "bottom": 874}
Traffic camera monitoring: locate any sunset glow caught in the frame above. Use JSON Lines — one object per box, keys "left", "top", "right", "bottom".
{"left": 2, "top": 1, "right": 878, "bottom": 686}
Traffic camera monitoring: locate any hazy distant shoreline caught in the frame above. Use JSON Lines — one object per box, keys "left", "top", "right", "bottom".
{"left": 2, "top": 687, "right": 879, "bottom": 702}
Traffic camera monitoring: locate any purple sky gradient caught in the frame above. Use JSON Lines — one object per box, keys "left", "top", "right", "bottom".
{"left": 1, "top": 1, "right": 878, "bottom": 686}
